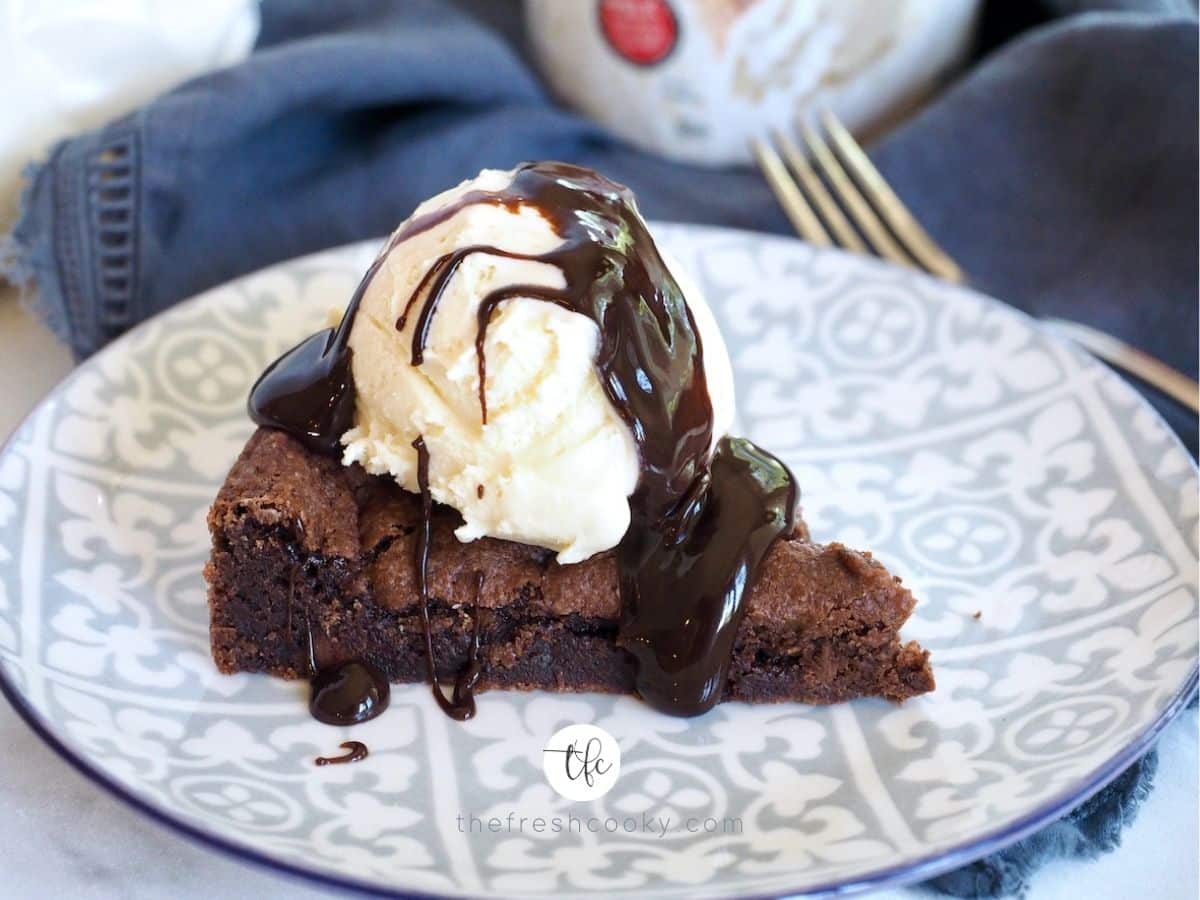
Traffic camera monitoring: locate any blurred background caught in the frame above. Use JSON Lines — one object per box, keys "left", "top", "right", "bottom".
{"left": 1, "top": 0, "right": 1194, "bottom": 450}
{"left": 1, "top": 0, "right": 1193, "bottom": 221}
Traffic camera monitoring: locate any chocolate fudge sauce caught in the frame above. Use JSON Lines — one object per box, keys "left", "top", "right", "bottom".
{"left": 310, "top": 661, "right": 390, "bottom": 726}
{"left": 315, "top": 741, "right": 369, "bottom": 767}
{"left": 302, "top": 614, "right": 389, "bottom": 725}
{"left": 412, "top": 438, "right": 485, "bottom": 721}
{"left": 247, "top": 253, "right": 385, "bottom": 456}
{"left": 250, "top": 162, "right": 797, "bottom": 717}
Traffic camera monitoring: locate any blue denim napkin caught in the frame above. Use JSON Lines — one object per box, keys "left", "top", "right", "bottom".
{"left": 2, "top": 2, "right": 1196, "bottom": 895}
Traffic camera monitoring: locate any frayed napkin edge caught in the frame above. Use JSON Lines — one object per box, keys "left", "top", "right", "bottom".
{"left": 1, "top": 153, "right": 74, "bottom": 355}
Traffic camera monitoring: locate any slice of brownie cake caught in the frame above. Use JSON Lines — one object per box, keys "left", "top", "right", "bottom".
{"left": 206, "top": 429, "right": 934, "bottom": 706}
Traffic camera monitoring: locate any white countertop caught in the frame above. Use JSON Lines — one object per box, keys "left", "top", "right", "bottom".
{"left": 0, "top": 290, "right": 1195, "bottom": 899}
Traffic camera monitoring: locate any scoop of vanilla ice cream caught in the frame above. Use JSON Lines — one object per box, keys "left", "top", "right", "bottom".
{"left": 341, "top": 168, "right": 734, "bottom": 563}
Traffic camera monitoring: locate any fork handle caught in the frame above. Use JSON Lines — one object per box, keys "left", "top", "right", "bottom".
{"left": 1043, "top": 318, "right": 1199, "bottom": 413}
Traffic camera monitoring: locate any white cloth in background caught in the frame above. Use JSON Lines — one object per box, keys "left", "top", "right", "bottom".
{"left": 0, "top": 0, "right": 259, "bottom": 230}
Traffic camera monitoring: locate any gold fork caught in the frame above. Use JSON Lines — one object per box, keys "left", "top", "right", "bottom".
{"left": 751, "top": 110, "right": 1199, "bottom": 414}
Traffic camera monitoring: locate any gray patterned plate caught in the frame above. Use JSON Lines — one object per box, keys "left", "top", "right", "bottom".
{"left": 1, "top": 226, "right": 1196, "bottom": 898}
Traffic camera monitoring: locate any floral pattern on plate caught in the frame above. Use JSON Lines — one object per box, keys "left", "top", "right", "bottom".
{"left": 0, "top": 227, "right": 1195, "bottom": 898}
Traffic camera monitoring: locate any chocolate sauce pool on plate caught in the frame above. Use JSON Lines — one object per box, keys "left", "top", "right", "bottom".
{"left": 302, "top": 615, "right": 390, "bottom": 726}
{"left": 309, "top": 661, "right": 390, "bottom": 726}
{"left": 250, "top": 162, "right": 796, "bottom": 717}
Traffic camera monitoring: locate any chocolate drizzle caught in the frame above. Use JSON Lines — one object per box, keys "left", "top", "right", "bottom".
{"left": 619, "top": 436, "right": 795, "bottom": 711}
{"left": 310, "top": 661, "right": 390, "bottom": 726}
{"left": 399, "top": 166, "right": 715, "bottom": 511}
{"left": 412, "top": 437, "right": 486, "bottom": 721}
{"left": 315, "top": 741, "right": 369, "bottom": 767}
{"left": 247, "top": 253, "right": 386, "bottom": 456}
{"left": 302, "top": 613, "right": 388, "bottom": 726}
{"left": 250, "top": 162, "right": 797, "bottom": 717}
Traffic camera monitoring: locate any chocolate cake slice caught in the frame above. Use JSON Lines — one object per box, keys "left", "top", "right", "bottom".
{"left": 206, "top": 429, "right": 934, "bottom": 706}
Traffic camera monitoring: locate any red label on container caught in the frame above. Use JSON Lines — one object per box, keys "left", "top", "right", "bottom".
{"left": 598, "top": 0, "right": 678, "bottom": 67}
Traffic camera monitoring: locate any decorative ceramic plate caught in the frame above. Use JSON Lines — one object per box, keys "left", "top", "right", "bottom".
{"left": 1, "top": 226, "right": 1196, "bottom": 899}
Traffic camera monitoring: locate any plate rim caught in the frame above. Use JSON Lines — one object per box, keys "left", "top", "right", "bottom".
{"left": 0, "top": 225, "right": 1196, "bottom": 899}
{"left": 1, "top": 653, "right": 1195, "bottom": 900}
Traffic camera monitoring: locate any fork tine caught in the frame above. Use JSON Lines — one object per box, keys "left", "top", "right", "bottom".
{"left": 820, "top": 110, "right": 966, "bottom": 284}
{"left": 750, "top": 138, "right": 831, "bottom": 247}
{"left": 773, "top": 130, "right": 867, "bottom": 254}
{"left": 799, "top": 120, "right": 916, "bottom": 270}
